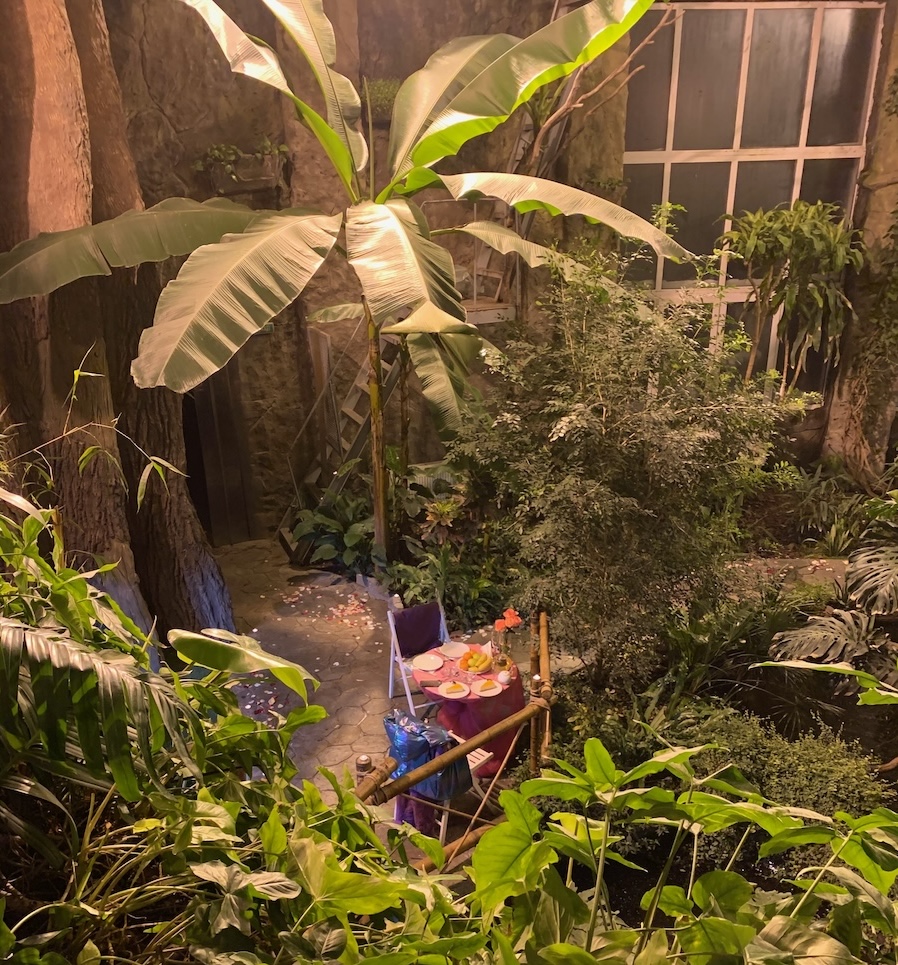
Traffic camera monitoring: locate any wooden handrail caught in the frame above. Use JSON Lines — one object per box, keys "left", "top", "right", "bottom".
{"left": 356, "top": 700, "right": 547, "bottom": 804}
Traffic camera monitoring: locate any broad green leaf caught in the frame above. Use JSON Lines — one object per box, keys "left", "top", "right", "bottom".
{"left": 410, "top": 170, "right": 690, "bottom": 261}
{"left": 169, "top": 629, "right": 317, "bottom": 701}
{"left": 583, "top": 737, "right": 620, "bottom": 787}
{"left": 407, "top": 0, "right": 655, "bottom": 170}
{"left": 747, "top": 916, "right": 857, "bottom": 965}
{"left": 132, "top": 211, "right": 341, "bottom": 392}
{"left": 176, "top": 0, "right": 357, "bottom": 196}
{"left": 76, "top": 941, "right": 100, "bottom": 965}
{"left": 692, "top": 871, "right": 753, "bottom": 914}
{"left": 621, "top": 744, "right": 709, "bottom": 786}
{"left": 0, "top": 198, "right": 261, "bottom": 303}
{"left": 499, "top": 789, "right": 543, "bottom": 835}
{"left": 345, "top": 200, "right": 465, "bottom": 323}
{"left": 520, "top": 771, "right": 594, "bottom": 804}
{"left": 260, "top": 0, "right": 367, "bottom": 173}
{"left": 539, "top": 945, "right": 603, "bottom": 965}
{"left": 406, "top": 333, "right": 483, "bottom": 437}
{"left": 260, "top": 808, "right": 288, "bottom": 864}
{"left": 470, "top": 822, "right": 556, "bottom": 916}
{"left": 308, "top": 302, "right": 364, "bottom": 324}
{"left": 639, "top": 884, "right": 692, "bottom": 917}
{"left": 678, "top": 918, "right": 756, "bottom": 959}
{"left": 388, "top": 34, "right": 519, "bottom": 179}
{"left": 755, "top": 659, "right": 884, "bottom": 693}
{"left": 245, "top": 870, "right": 302, "bottom": 899}
{"left": 759, "top": 826, "right": 838, "bottom": 857}
{"left": 633, "top": 930, "right": 669, "bottom": 965}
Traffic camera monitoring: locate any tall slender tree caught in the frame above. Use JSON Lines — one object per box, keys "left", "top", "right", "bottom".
{"left": 0, "top": 0, "right": 233, "bottom": 634}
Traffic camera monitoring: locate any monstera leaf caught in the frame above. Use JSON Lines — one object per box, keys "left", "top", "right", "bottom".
{"left": 848, "top": 542, "right": 898, "bottom": 615}
{"left": 772, "top": 610, "right": 887, "bottom": 665}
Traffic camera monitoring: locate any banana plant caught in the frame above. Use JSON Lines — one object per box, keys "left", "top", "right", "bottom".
{"left": 0, "top": 0, "right": 690, "bottom": 550}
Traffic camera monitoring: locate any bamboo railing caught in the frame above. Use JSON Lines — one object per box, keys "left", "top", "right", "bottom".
{"left": 354, "top": 609, "right": 554, "bottom": 812}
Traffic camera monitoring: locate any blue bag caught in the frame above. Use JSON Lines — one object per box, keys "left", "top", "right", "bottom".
{"left": 383, "top": 709, "right": 473, "bottom": 801}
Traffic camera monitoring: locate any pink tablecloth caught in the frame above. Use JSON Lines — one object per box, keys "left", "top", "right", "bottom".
{"left": 412, "top": 646, "right": 526, "bottom": 776}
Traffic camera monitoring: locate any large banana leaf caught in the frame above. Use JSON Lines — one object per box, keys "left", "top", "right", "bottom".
{"left": 406, "top": 0, "right": 654, "bottom": 170}
{"left": 177, "top": 0, "right": 358, "bottom": 196}
{"left": 132, "top": 210, "right": 341, "bottom": 393}
{"left": 408, "top": 170, "right": 691, "bottom": 262}
{"left": 382, "top": 301, "right": 480, "bottom": 336}
{"left": 0, "top": 198, "right": 263, "bottom": 303}
{"left": 260, "top": 0, "right": 367, "bottom": 174}
{"left": 388, "top": 34, "right": 519, "bottom": 180}
{"left": 407, "top": 332, "right": 484, "bottom": 436}
{"left": 444, "top": 220, "right": 585, "bottom": 280}
{"left": 0, "top": 617, "right": 203, "bottom": 802}
{"left": 345, "top": 200, "right": 465, "bottom": 324}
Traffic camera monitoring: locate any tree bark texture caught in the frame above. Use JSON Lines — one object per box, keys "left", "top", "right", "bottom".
{"left": 822, "top": 0, "right": 898, "bottom": 484}
{"left": 0, "top": 0, "right": 233, "bottom": 634}
{"left": 0, "top": 0, "right": 150, "bottom": 626}
{"left": 66, "top": 0, "right": 235, "bottom": 633}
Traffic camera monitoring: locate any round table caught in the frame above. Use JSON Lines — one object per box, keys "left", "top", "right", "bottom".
{"left": 411, "top": 645, "right": 527, "bottom": 776}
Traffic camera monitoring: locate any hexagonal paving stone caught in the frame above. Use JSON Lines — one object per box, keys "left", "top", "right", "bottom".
{"left": 317, "top": 742, "right": 353, "bottom": 767}
{"left": 335, "top": 705, "right": 364, "bottom": 726}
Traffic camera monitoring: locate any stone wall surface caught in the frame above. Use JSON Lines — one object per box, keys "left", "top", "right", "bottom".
{"left": 105, "top": 0, "right": 319, "bottom": 535}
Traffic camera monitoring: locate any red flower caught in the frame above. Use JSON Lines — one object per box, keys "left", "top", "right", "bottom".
{"left": 503, "top": 608, "right": 523, "bottom": 629}
{"left": 494, "top": 619, "right": 507, "bottom": 632}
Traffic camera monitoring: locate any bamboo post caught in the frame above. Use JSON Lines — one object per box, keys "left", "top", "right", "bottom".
{"left": 354, "top": 755, "right": 398, "bottom": 803}
{"left": 539, "top": 611, "right": 552, "bottom": 761}
{"left": 530, "top": 613, "right": 540, "bottom": 679}
{"left": 364, "top": 299, "right": 388, "bottom": 559}
{"left": 355, "top": 702, "right": 546, "bottom": 805}
{"left": 529, "top": 673, "right": 542, "bottom": 775}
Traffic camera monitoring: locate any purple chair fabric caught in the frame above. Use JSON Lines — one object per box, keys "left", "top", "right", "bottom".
{"left": 392, "top": 601, "right": 443, "bottom": 657}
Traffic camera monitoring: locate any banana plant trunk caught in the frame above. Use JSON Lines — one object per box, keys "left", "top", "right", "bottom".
{"left": 365, "top": 301, "right": 388, "bottom": 561}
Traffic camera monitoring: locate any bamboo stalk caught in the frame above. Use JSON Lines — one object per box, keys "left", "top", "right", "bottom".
{"left": 539, "top": 611, "right": 552, "bottom": 760}
{"left": 354, "top": 755, "right": 398, "bottom": 802}
{"left": 530, "top": 613, "right": 540, "bottom": 679}
{"left": 530, "top": 674, "right": 542, "bottom": 775}
{"left": 357, "top": 702, "right": 546, "bottom": 805}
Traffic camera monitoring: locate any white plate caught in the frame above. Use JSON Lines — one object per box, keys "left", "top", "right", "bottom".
{"left": 438, "top": 680, "right": 470, "bottom": 699}
{"left": 439, "top": 640, "right": 468, "bottom": 659}
{"left": 413, "top": 652, "right": 444, "bottom": 671}
{"left": 471, "top": 678, "right": 503, "bottom": 698}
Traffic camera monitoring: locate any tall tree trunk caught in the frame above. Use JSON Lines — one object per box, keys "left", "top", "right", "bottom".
{"left": 66, "top": 0, "right": 234, "bottom": 634}
{"left": 822, "top": 0, "right": 898, "bottom": 485}
{"left": 0, "top": 0, "right": 151, "bottom": 627}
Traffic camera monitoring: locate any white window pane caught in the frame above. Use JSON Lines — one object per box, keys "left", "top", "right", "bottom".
{"left": 673, "top": 10, "right": 746, "bottom": 150}
{"left": 808, "top": 9, "right": 880, "bottom": 146}
{"left": 625, "top": 11, "right": 675, "bottom": 152}
{"left": 665, "top": 162, "right": 730, "bottom": 283}
{"left": 729, "top": 161, "right": 796, "bottom": 280}
{"left": 623, "top": 164, "right": 663, "bottom": 281}
{"left": 800, "top": 158, "right": 859, "bottom": 210}
{"left": 741, "top": 10, "right": 813, "bottom": 148}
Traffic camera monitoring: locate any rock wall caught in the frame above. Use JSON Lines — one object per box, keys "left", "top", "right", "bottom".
{"left": 105, "top": 0, "right": 322, "bottom": 537}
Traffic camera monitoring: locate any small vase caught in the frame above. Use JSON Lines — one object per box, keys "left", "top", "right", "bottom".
{"left": 492, "top": 629, "right": 512, "bottom": 672}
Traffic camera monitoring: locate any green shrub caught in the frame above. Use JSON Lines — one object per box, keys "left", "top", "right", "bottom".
{"left": 451, "top": 246, "right": 790, "bottom": 690}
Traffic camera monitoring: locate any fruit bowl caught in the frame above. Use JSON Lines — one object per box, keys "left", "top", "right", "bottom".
{"left": 458, "top": 649, "right": 493, "bottom": 674}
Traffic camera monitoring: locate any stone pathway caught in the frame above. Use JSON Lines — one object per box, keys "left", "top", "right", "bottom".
{"left": 214, "top": 539, "right": 395, "bottom": 800}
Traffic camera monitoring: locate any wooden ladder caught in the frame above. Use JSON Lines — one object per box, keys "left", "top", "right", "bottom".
{"left": 278, "top": 335, "right": 402, "bottom": 562}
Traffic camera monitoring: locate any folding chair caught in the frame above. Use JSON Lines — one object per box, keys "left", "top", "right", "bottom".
{"left": 387, "top": 600, "right": 449, "bottom": 717}
{"left": 437, "top": 732, "right": 494, "bottom": 845}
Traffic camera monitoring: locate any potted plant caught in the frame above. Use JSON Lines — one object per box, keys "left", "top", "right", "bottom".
{"left": 194, "top": 136, "right": 288, "bottom": 195}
